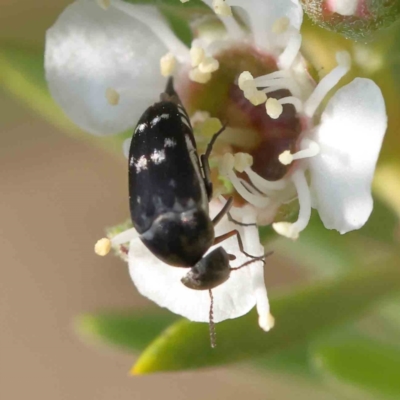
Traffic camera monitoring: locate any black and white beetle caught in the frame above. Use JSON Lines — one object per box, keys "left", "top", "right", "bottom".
{"left": 128, "top": 78, "right": 267, "bottom": 346}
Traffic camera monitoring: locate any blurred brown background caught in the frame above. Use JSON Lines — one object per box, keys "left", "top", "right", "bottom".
{"left": 0, "top": 1, "right": 339, "bottom": 399}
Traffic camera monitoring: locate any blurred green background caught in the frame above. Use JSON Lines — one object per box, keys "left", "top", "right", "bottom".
{"left": 1, "top": 1, "right": 400, "bottom": 399}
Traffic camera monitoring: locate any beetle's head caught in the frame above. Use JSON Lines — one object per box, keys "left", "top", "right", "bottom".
{"left": 181, "top": 247, "right": 231, "bottom": 290}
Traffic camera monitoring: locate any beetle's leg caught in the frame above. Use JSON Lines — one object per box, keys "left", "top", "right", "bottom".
{"left": 227, "top": 212, "right": 257, "bottom": 227}
{"left": 201, "top": 124, "right": 227, "bottom": 200}
{"left": 212, "top": 197, "right": 233, "bottom": 226}
{"left": 214, "top": 229, "right": 268, "bottom": 260}
{"left": 230, "top": 252, "right": 273, "bottom": 271}
{"left": 212, "top": 197, "right": 257, "bottom": 227}
{"left": 204, "top": 124, "right": 227, "bottom": 160}
{"left": 200, "top": 154, "right": 213, "bottom": 200}
{"left": 209, "top": 289, "right": 216, "bottom": 348}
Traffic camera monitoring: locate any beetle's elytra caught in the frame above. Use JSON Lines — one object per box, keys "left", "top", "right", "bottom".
{"left": 128, "top": 80, "right": 213, "bottom": 267}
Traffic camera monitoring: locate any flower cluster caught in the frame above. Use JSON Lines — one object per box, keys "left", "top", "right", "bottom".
{"left": 45, "top": 0, "right": 387, "bottom": 328}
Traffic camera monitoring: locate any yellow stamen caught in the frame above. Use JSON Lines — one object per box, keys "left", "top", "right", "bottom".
{"left": 190, "top": 46, "right": 205, "bottom": 67}
{"left": 278, "top": 150, "right": 293, "bottom": 165}
{"left": 259, "top": 313, "right": 275, "bottom": 332}
{"left": 238, "top": 71, "right": 267, "bottom": 106}
{"left": 198, "top": 57, "right": 219, "bottom": 73}
{"left": 238, "top": 71, "right": 254, "bottom": 90}
{"left": 160, "top": 53, "right": 176, "bottom": 77}
{"left": 272, "top": 222, "right": 299, "bottom": 240}
{"left": 105, "top": 88, "right": 120, "bottom": 106}
{"left": 234, "top": 153, "right": 253, "bottom": 173}
{"left": 245, "top": 89, "right": 267, "bottom": 106}
{"left": 189, "top": 68, "right": 212, "bottom": 84}
{"left": 95, "top": 238, "right": 112, "bottom": 256}
{"left": 266, "top": 98, "right": 283, "bottom": 119}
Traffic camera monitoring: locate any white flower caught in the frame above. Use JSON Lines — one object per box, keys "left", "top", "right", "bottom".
{"left": 45, "top": 0, "right": 387, "bottom": 328}
{"left": 46, "top": 0, "right": 304, "bottom": 328}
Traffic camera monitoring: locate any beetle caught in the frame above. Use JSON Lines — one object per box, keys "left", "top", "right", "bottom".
{"left": 128, "top": 78, "right": 267, "bottom": 346}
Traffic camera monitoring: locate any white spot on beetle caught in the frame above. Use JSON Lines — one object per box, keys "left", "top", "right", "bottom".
{"left": 160, "top": 113, "right": 170, "bottom": 120}
{"left": 164, "top": 138, "right": 177, "bottom": 148}
{"left": 150, "top": 115, "right": 162, "bottom": 127}
{"left": 136, "top": 123, "right": 147, "bottom": 133}
{"left": 150, "top": 149, "right": 166, "bottom": 164}
{"left": 135, "top": 155, "right": 148, "bottom": 172}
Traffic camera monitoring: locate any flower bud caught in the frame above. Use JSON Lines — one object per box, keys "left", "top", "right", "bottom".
{"left": 301, "top": 0, "right": 400, "bottom": 40}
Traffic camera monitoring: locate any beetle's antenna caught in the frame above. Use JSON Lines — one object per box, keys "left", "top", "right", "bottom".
{"left": 209, "top": 289, "right": 217, "bottom": 348}
{"left": 230, "top": 251, "right": 273, "bottom": 271}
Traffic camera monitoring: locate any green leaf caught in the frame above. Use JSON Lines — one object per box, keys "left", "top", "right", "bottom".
{"left": 273, "top": 195, "right": 399, "bottom": 279}
{"left": 311, "top": 333, "right": 400, "bottom": 399}
{"left": 378, "top": 293, "right": 400, "bottom": 333}
{"left": 76, "top": 309, "right": 316, "bottom": 378}
{"left": 360, "top": 196, "right": 399, "bottom": 244}
{"left": 76, "top": 311, "right": 178, "bottom": 351}
{"left": 132, "top": 258, "right": 400, "bottom": 374}
{"left": 253, "top": 344, "right": 312, "bottom": 377}
{"left": 160, "top": 6, "right": 194, "bottom": 47}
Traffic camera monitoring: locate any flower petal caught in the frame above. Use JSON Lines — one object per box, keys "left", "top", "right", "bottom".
{"left": 128, "top": 201, "right": 265, "bottom": 323}
{"left": 45, "top": 0, "right": 167, "bottom": 135}
{"left": 229, "top": 0, "right": 303, "bottom": 51}
{"left": 309, "top": 78, "right": 387, "bottom": 233}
